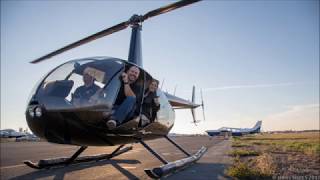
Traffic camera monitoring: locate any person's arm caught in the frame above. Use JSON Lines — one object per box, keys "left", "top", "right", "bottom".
{"left": 152, "top": 96, "right": 160, "bottom": 111}
{"left": 151, "top": 96, "right": 160, "bottom": 121}
{"left": 72, "top": 88, "right": 81, "bottom": 107}
{"left": 124, "top": 84, "right": 135, "bottom": 97}
{"left": 88, "top": 87, "right": 103, "bottom": 104}
{"left": 122, "top": 73, "right": 136, "bottom": 97}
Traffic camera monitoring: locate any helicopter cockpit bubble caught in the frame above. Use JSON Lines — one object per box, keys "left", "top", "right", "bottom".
{"left": 26, "top": 57, "right": 163, "bottom": 140}
{"left": 28, "top": 57, "right": 125, "bottom": 112}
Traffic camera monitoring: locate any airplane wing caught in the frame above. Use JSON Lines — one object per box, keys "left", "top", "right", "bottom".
{"left": 164, "top": 92, "right": 200, "bottom": 109}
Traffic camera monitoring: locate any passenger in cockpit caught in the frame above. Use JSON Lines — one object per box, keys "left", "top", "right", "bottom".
{"left": 72, "top": 69, "right": 101, "bottom": 107}
{"left": 141, "top": 79, "right": 160, "bottom": 127}
{"left": 106, "top": 65, "right": 141, "bottom": 130}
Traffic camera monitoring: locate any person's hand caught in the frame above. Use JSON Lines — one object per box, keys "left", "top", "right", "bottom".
{"left": 121, "top": 72, "right": 129, "bottom": 83}
{"left": 89, "top": 89, "right": 103, "bottom": 104}
{"left": 73, "top": 98, "right": 81, "bottom": 107}
{"left": 96, "top": 88, "right": 103, "bottom": 96}
{"left": 154, "top": 97, "right": 160, "bottom": 105}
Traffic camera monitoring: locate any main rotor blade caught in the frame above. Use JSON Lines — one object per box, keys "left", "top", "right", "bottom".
{"left": 30, "top": 0, "right": 202, "bottom": 64}
{"left": 30, "top": 21, "right": 129, "bottom": 64}
{"left": 143, "top": 0, "right": 201, "bottom": 21}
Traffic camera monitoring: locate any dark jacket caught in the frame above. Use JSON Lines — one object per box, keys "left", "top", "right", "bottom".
{"left": 142, "top": 91, "right": 160, "bottom": 121}
{"left": 72, "top": 84, "right": 100, "bottom": 104}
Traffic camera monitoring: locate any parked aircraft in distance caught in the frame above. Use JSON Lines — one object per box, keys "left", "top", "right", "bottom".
{"left": 206, "top": 121, "right": 262, "bottom": 136}
{"left": 0, "top": 129, "right": 27, "bottom": 138}
{"left": 16, "top": 134, "right": 40, "bottom": 142}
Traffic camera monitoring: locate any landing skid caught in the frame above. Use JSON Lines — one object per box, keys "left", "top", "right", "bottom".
{"left": 23, "top": 136, "right": 207, "bottom": 178}
{"left": 139, "top": 135, "right": 207, "bottom": 179}
{"left": 144, "top": 146, "right": 207, "bottom": 178}
{"left": 23, "top": 145, "right": 132, "bottom": 169}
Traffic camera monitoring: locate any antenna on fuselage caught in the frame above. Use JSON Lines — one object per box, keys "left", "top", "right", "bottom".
{"left": 160, "top": 79, "right": 165, "bottom": 90}
{"left": 173, "top": 85, "right": 177, "bottom": 95}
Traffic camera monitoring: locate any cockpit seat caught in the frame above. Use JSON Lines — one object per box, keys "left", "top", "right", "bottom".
{"left": 43, "top": 80, "right": 74, "bottom": 98}
{"left": 39, "top": 80, "right": 74, "bottom": 110}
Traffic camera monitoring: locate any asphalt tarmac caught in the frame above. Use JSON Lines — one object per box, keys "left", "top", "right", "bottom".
{"left": 0, "top": 136, "right": 232, "bottom": 180}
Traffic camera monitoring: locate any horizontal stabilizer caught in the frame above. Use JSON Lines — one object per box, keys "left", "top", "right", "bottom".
{"left": 165, "top": 92, "right": 200, "bottom": 109}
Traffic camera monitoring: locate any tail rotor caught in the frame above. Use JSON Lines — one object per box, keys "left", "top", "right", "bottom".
{"left": 191, "top": 86, "right": 197, "bottom": 124}
{"left": 200, "top": 89, "right": 205, "bottom": 121}
{"left": 190, "top": 86, "right": 205, "bottom": 125}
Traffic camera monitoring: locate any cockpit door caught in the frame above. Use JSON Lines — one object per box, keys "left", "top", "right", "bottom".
{"left": 110, "top": 64, "right": 155, "bottom": 132}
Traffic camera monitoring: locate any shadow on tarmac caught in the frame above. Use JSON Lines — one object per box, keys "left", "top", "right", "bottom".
{"left": 164, "top": 162, "right": 230, "bottom": 180}
{"left": 10, "top": 159, "right": 141, "bottom": 180}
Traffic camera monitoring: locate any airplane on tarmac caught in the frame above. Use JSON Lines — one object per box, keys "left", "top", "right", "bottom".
{"left": 16, "top": 134, "right": 40, "bottom": 142}
{"left": 0, "top": 129, "right": 27, "bottom": 138}
{"left": 206, "top": 121, "right": 262, "bottom": 136}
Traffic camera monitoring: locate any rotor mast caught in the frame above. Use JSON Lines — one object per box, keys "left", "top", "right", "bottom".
{"left": 128, "top": 15, "right": 143, "bottom": 67}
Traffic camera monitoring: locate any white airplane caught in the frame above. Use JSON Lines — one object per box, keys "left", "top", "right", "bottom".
{"left": 206, "top": 121, "right": 262, "bottom": 136}
{"left": 0, "top": 129, "right": 27, "bottom": 138}
{"left": 16, "top": 134, "right": 40, "bottom": 142}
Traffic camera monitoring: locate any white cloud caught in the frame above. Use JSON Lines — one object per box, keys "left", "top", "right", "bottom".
{"left": 263, "top": 104, "right": 319, "bottom": 131}
{"left": 202, "top": 82, "right": 302, "bottom": 92}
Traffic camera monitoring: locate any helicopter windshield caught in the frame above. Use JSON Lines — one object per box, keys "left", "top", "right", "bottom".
{"left": 33, "top": 57, "right": 124, "bottom": 111}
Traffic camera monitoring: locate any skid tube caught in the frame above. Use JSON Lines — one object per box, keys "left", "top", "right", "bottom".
{"left": 23, "top": 144, "right": 132, "bottom": 169}
{"left": 140, "top": 135, "right": 207, "bottom": 179}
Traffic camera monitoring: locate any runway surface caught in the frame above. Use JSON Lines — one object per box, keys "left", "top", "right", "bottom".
{"left": 0, "top": 136, "right": 232, "bottom": 180}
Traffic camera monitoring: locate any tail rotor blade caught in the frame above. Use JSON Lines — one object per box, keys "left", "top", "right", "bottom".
{"left": 192, "top": 85, "right": 195, "bottom": 103}
{"left": 191, "top": 85, "right": 197, "bottom": 124}
{"left": 201, "top": 89, "right": 205, "bottom": 121}
{"left": 191, "top": 108, "right": 197, "bottom": 124}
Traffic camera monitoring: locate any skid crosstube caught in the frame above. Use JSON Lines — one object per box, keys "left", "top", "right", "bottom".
{"left": 23, "top": 145, "right": 132, "bottom": 169}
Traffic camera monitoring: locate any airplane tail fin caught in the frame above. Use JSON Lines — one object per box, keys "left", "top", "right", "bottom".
{"left": 252, "top": 121, "right": 262, "bottom": 132}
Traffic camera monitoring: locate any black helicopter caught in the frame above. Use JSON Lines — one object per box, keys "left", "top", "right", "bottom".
{"left": 24, "top": 0, "right": 206, "bottom": 178}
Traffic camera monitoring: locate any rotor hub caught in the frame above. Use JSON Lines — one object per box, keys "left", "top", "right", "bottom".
{"left": 128, "top": 14, "right": 144, "bottom": 26}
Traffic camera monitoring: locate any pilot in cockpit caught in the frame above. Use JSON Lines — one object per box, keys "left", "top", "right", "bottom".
{"left": 72, "top": 68, "right": 101, "bottom": 107}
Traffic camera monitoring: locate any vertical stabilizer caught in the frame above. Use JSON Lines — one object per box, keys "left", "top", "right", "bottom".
{"left": 251, "top": 121, "right": 262, "bottom": 132}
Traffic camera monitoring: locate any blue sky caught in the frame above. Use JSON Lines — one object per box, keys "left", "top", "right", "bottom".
{"left": 1, "top": 0, "right": 319, "bottom": 133}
